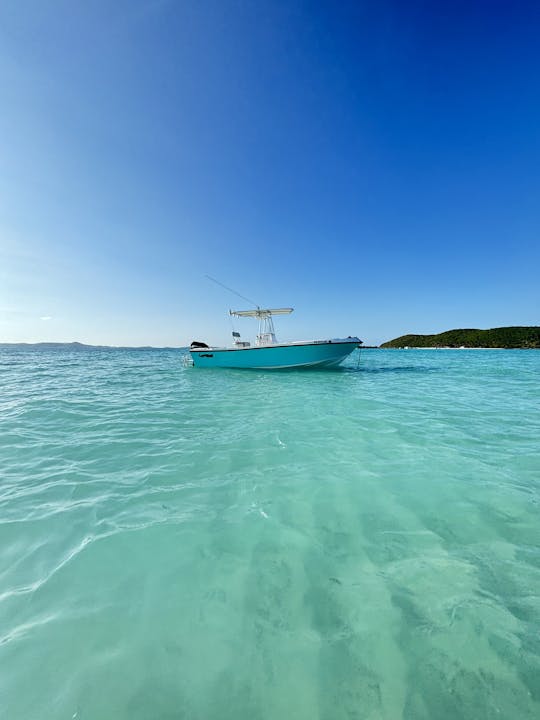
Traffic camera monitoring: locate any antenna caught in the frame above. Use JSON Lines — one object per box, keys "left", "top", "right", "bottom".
{"left": 205, "top": 275, "right": 259, "bottom": 308}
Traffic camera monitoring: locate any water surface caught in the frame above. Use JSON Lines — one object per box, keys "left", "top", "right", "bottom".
{"left": 1, "top": 347, "right": 539, "bottom": 719}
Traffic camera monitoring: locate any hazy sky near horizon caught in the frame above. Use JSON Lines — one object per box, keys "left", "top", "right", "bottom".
{"left": 1, "top": 0, "right": 539, "bottom": 346}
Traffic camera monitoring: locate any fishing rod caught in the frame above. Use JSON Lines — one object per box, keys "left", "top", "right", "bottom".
{"left": 204, "top": 275, "right": 259, "bottom": 309}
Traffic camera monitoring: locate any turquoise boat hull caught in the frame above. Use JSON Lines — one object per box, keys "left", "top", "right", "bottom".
{"left": 190, "top": 339, "right": 360, "bottom": 369}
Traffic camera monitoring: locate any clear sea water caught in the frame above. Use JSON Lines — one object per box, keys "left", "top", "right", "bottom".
{"left": 1, "top": 346, "right": 539, "bottom": 720}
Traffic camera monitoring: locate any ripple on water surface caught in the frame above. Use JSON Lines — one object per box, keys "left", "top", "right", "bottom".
{"left": 0, "top": 347, "right": 539, "bottom": 719}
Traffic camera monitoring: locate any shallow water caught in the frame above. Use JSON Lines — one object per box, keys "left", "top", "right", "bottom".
{"left": 1, "top": 347, "right": 539, "bottom": 719}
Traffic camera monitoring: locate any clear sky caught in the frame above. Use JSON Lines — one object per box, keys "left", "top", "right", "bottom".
{"left": 1, "top": 0, "right": 538, "bottom": 347}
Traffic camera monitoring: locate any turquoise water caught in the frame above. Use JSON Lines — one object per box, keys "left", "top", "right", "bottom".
{"left": 1, "top": 347, "right": 539, "bottom": 719}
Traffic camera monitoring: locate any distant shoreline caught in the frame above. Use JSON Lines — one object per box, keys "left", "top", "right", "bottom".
{"left": 381, "top": 326, "right": 540, "bottom": 350}
{"left": 382, "top": 345, "right": 538, "bottom": 350}
{"left": 0, "top": 342, "right": 180, "bottom": 350}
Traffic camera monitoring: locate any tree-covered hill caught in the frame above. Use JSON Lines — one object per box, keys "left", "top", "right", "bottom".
{"left": 381, "top": 327, "right": 540, "bottom": 349}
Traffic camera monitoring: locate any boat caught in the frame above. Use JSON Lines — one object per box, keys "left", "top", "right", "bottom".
{"left": 188, "top": 307, "right": 361, "bottom": 369}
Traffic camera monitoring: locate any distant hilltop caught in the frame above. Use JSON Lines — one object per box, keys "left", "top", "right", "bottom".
{"left": 381, "top": 326, "right": 540, "bottom": 349}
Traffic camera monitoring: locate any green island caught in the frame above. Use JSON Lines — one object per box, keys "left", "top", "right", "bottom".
{"left": 380, "top": 326, "right": 540, "bottom": 349}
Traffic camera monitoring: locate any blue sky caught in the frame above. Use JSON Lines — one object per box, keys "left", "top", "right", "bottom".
{"left": 1, "top": 0, "right": 538, "bottom": 346}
